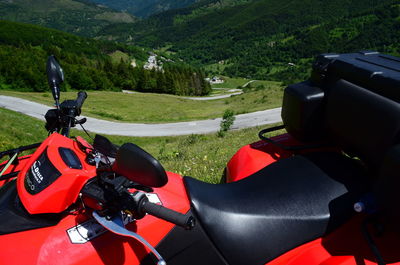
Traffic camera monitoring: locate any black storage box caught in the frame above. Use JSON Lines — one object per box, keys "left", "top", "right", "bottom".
{"left": 375, "top": 144, "right": 400, "bottom": 220}
{"left": 311, "top": 51, "right": 400, "bottom": 103}
{"left": 281, "top": 51, "right": 400, "bottom": 144}
{"left": 281, "top": 81, "right": 325, "bottom": 142}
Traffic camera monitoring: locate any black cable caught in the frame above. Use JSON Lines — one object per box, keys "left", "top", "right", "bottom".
{"left": 0, "top": 143, "right": 41, "bottom": 160}
{"left": 361, "top": 217, "right": 386, "bottom": 265}
{"left": 0, "top": 171, "right": 19, "bottom": 181}
{"left": 75, "top": 119, "right": 114, "bottom": 172}
{"left": 76, "top": 119, "right": 94, "bottom": 142}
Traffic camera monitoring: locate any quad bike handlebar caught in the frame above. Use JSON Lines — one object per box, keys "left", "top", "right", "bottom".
{"left": 82, "top": 177, "right": 195, "bottom": 230}
{"left": 45, "top": 91, "right": 88, "bottom": 137}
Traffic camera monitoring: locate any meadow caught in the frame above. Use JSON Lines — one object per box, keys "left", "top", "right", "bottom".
{"left": 0, "top": 81, "right": 283, "bottom": 123}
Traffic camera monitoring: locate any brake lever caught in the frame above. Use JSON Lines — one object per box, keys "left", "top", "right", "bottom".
{"left": 93, "top": 211, "right": 166, "bottom": 265}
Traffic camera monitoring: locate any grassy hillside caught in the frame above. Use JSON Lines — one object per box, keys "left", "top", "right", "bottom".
{"left": 0, "top": 0, "right": 135, "bottom": 37}
{"left": 100, "top": 0, "right": 400, "bottom": 83}
{"left": 0, "top": 107, "right": 284, "bottom": 183}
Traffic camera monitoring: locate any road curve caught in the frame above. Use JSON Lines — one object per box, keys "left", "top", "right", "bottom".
{"left": 181, "top": 91, "right": 243, "bottom": 101}
{"left": 0, "top": 95, "right": 282, "bottom": 137}
{"left": 122, "top": 89, "right": 244, "bottom": 101}
{"left": 242, "top": 80, "right": 257, "bottom": 88}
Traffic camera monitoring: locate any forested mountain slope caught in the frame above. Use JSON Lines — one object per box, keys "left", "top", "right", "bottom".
{"left": 99, "top": 0, "right": 400, "bottom": 83}
{"left": 0, "top": 0, "right": 135, "bottom": 37}
{"left": 0, "top": 20, "right": 210, "bottom": 96}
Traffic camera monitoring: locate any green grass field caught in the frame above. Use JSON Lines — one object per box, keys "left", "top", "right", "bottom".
{"left": 0, "top": 84, "right": 284, "bottom": 123}
{"left": 0, "top": 107, "right": 285, "bottom": 183}
{"left": 109, "top": 50, "right": 131, "bottom": 63}
{"left": 204, "top": 63, "right": 231, "bottom": 74}
{"left": 211, "top": 76, "right": 250, "bottom": 88}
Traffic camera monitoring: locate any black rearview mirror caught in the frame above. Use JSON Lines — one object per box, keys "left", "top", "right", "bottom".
{"left": 112, "top": 143, "right": 168, "bottom": 188}
{"left": 46, "top": 55, "right": 64, "bottom": 104}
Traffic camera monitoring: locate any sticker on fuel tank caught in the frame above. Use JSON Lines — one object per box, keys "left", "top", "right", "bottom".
{"left": 67, "top": 218, "right": 106, "bottom": 244}
{"left": 145, "top": 193, "right": 162, "bottom": 205}
{"left": 25, "top": 149, "right": 61, "bottom": 195}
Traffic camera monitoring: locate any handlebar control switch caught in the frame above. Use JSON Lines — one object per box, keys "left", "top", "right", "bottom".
{"left": 45, "top": 109, "right": 61, "bottom": 133}
{"left": 60, "top": 100, "right": 81, "bottom": 118}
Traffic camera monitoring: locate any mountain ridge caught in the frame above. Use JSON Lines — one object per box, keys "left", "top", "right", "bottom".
{"left": 85, "top": 0, "right": 198, "bottom": 17}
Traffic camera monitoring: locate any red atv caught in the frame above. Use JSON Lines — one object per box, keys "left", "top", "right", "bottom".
{"left": 0, "top": 51, "right": 399, "bottom": 265}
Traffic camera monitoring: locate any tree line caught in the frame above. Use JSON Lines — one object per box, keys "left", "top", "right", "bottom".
{"left": 0, "top": 20, "right": 211, "bottom": 96}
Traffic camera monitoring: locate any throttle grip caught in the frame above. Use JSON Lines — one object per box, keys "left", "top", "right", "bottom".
{"left": 75, "top": 91, "right": 87, "bottom": 111}
{"left": 141, "top": 200, "right": 195, "bottom": 230}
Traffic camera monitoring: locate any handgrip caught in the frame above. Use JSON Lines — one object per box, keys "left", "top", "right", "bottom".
{"left": 75, "top": 91, "right": 87, "bottom": 110}
{"left": 141, "top": 200, "right": 195, "bottom": 230}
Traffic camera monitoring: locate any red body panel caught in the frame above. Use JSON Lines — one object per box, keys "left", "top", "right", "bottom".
{"left": 0, "top": 171, "right": 190, "bottom": 265}
{"left": 17, "top": 133, "right": 97, "bottom": 214}
{"left": 266, "top": 215, "right": 400, "bottom": 265}
{"left": 226, "top": 134, "right": 299, "bottom": 182}
{"left": 226, "top": 133, "right": 339, "bottom": 182}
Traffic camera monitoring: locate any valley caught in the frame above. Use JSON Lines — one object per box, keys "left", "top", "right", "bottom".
{"left": 1, "top": 0, "right": 399, "bottom": 181}
{"left": 2, "top": 0, "right": 399, "bottom": 85}
{"left": 0, "top": 2, "right": 399, "bottom": 263}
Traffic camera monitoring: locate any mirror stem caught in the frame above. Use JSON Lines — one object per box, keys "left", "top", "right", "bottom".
{"left": 55, "top": 98, "right": 60, "bottom": 110}
{"left": 51, "top": 82, "right": 60, "bottom": 109}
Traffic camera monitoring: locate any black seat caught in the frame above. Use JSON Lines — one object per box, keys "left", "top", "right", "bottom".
{"left": 184, "top": 152, "right": 368, "bottom": 265}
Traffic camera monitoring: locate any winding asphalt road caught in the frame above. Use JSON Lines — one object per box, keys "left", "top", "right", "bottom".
{"left": 0, "top": 95, "right": 282, "bottom": 136}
